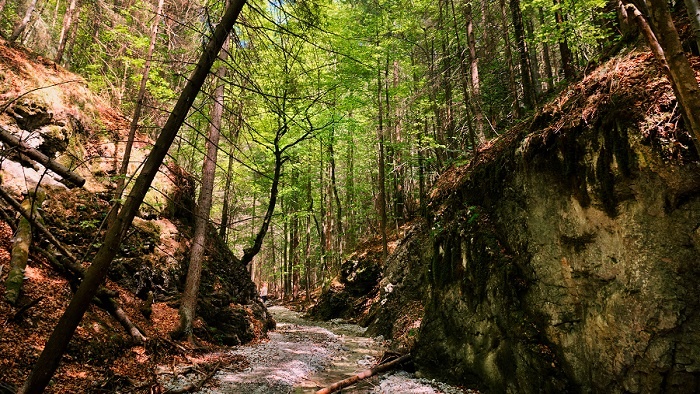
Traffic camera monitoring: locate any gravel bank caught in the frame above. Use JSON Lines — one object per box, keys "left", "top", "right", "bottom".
{"left": 161, "top": 305, "right": 471, "bottom": 393}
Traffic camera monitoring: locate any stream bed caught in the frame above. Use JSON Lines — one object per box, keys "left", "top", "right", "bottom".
{"left": 161, "top": 305, "right": 471, "bottom": 393}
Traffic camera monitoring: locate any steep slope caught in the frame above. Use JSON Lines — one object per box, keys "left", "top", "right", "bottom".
{"left": 0, "top": 40, "right": 272, "bottom": 391}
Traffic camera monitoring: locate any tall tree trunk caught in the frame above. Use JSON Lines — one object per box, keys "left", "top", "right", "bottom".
{"left": 465, "top": 0, "right": 486, "bottom": 144}
{"left": 684, "top": 0, "right": 700, "bottom": 51}
{"left": 55, "top": 0, "right": 79, "bottom": 64}
{"left": 219, "top": 143, "right": 235, "bottom": 240}
{"left": 220, "top": 102, "right": 242, "bottom": 240}
{"left": 625, "top": 1, "right": 700, "bottom": 154}
{"left": 9, "top": 0, "right": 39, "bottom": 43}
{"left": 553, "top": 0, "right": 576, "bottom": 80}
{"left": 540, "top": 7, "right": 555, "bottom": 90}
{"left": 526, "top": 12, "right": 542, "bottom": 96}
{"left": 500, "top": 0, "right": 521, "bottom": 117}
{"left": 108, "top": 0, "right": 165, "bottom": 227}
{"left": 4, "top": 189, "right": 45, "bottom": 305}
{"left": 304, "top": 177, "right": 312, "bottom": 303}
{"left": 18, "top": 2, "right": 246, "bottom": 391}
{"left": 172, "top": 32, "right": 230, "bottom": 341}
{"left": 376, "top": 55, "right": 388, "bottom": 262}
{"left": 448, "top": 0, "right": 477, "bottom": 153}
{"left": 510, "top": 0, "right": 536, "bottom": 110}
{"left": 328, "top": 131, "right": 343, "bottom": 260}
{"left": 240, "top": 149, "right": 285, "bottom": 268}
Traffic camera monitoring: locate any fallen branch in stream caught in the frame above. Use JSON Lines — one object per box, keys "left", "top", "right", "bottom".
{"left": 315, "top": 354, "right": 412, "bottom": 394}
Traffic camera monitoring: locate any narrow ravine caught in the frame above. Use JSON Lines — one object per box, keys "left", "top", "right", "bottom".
{"left": 160, "top": 305, "right": 469, "bottom": 393}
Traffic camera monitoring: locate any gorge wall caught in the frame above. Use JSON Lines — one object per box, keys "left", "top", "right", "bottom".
{"left": 359, "top": 50, "right": 700, "bottom": 392}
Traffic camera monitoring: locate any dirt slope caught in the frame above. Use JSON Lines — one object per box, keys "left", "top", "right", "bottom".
{"left": 0, "top": 39, "right": 272, "bottom": 392}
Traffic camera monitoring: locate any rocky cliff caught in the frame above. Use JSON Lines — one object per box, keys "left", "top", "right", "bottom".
{"left": 417, "top": 50, "right": 700, "bottom": 392}
{"left": 350, "top": 49, "right": 700, "bottom": 392}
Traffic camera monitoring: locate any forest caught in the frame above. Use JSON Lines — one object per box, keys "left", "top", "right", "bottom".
{"left": 1, "top": 0, "right": 700, "bottom": 392}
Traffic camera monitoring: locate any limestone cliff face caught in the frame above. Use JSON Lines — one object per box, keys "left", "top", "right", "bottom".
{"left": 408, "top": 51, "right": 700, "bottom": 392}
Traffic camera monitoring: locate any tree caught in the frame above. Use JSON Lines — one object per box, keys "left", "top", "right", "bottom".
{"left": 9, "top": 0, "right": 39, "bottom": 43}
{"left": 685, "top": 0, "right": 700, "bottom": 51}
{"left": 18, "top": 2, "right": 247, "bottom": 391}
{"left": 623, "top": 0, "right": 700, "bottom": 154}
{"left": 172, "top": 26, "right": 231, "bottom": 342}
{"left": 55, "top": 0, "right": 80, "bottom": 64}
{"left": 511, "top": 0, "right": 536, "bottom": 110}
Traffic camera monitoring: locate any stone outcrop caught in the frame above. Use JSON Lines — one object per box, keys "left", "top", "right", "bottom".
{"left": 410, "top": 52, "right": 700, "bottom": 392}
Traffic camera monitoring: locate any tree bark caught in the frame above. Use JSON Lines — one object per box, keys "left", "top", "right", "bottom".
{"left": 376, "top": 54, "right": 388, "bottom": 262}
{"left": 684, "top": 0, "right": 700, "bottom": 51}
{"left": 626, "top": 1, "right": 700, "bottom": 154}
{"left": 553, "top": 0, "right": 576, "bottom": 80}
{"left": 4, "top": 189, "right": 45, "bottom": 305}
{"left": 55, "top": 0, "right": 79, "bottom": 64}
{"left": 173, "top": 31, "right": 230, "bottom": 341}
{"left": 540, "top": 7, "right": 555, "bottom": 90}
{"left": 240, "top": 149, "right": 284, "bottom": 268}
{"left": 510, "top": 0, "right": 536, "bottom": 110}
{"left": 465, "top": 0, "right": 485, "bottom": 144}
{"left": 18, "top": 2, "right": 246, "bottom": 392}
{"left": 0, "top": 126, "right": 86, "bottom": 188}
{"left": 500, "top": 0, "right": 521, "bottom": 117}
{"left": 9, "top": 0, "right": 39, "bottom": 43}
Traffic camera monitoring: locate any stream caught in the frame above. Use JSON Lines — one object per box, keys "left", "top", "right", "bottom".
{"left": 160, "top": 305, "right": 469, "bottom": 393}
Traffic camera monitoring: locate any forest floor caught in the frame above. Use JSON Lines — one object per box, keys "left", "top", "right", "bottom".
{"left": 158, "top": 305, "right": 474, "bottom": 393}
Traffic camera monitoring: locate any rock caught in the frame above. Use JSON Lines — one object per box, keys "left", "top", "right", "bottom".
{"left": 8, "top": 97, "right": 53, "bottom": 130}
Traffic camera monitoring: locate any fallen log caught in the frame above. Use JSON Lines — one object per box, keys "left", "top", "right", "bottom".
{"left": 0, "top": 125, "right": 86, "bottom": 188}
{"left": 0, "top": 187, "right": 146, "bottom": 342}
{"left": 5, "top": 188, "right": 45, "bottom": 305}
{"left": 315, "top": 354, "right": 411, "bottom": 394}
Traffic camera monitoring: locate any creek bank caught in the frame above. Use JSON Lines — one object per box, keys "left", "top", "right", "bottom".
{"left": 160, "top": 305, "right": 470, "bottom": 393}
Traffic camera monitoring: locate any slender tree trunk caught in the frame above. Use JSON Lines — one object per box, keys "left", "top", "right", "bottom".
{"left": 55, "top": 0, "right": 79, "bottom": 63}
{"left": 376, "top": 55, "right": 388, "bottom": 262}
{"left": 172, "top": 32, "right": 230, "bottom": 341}
{"left": 5, "top": 189, "right": 45, "bottom": 305}
{"left": 108, "top": 0, "right": 165, "bottom": 227}
{"left": 240, "top": 149, "right": 285, "bottom": 268}
{"left": 540, "top": 7, "right": 555, "bottom": 90}
{"left": 465, "top": 0, "right": 485, "bottom": 144}
{"left": 328, "top": 126, "right": 343, "bottom": 263}
{"left": 553, "top": 0, "right": 576, "bottom": 80}
{"left": 526, "top": 12, "right": 542, "bottom": 96}
{"left": 500, "top": 0, "right": 521, "bottom": 117}
{"left": 510, "top": 0, "right": 536, "bottom": 110}
{"left": 9, "top": 0, "right": 39, "bottom": 43}
{"left": 219, "top": 143, "right": 235, "bottom": 240}
{"left": 626, "top": 1, "right": 700, "bottom": 153}
{"left": 684, "top": 0, "right": 700, "bottom": 51}
{"left": 304, "top": 178, "right": 312, "bottom": 303}
{"left": 344, "top": 131, "right": 355, "bottom": 249}
{"left": 18, "top": 2, "right": 246, "bottom": 391}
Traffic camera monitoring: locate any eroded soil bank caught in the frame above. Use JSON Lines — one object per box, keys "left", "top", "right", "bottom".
{"left": 159, "top": 305, "right": 472, "bottom": 393}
